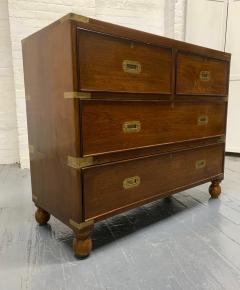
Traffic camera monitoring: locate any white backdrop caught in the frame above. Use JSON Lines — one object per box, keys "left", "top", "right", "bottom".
{"left": 0, "top": 0, "right": 19, "bottom": 164}
{"left": 225, "top": 0, "right": 240, "bottom": 153}
{"left": 185, "top": 0, "right": 240, "bottom": 153}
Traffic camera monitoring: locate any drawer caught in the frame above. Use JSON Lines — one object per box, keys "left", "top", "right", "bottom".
{"left": 81, "top": 101, "right": 226, "bottom": 156}
{"left": 77, "top": 30, "right": 172, "bottom": 94}
{"left": 176, "top": 52, "right": 229, "bottom": 96}
{"left": 83, "top": 144, "right": 224, "bottom": 219}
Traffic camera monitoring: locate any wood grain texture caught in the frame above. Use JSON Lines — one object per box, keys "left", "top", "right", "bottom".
{"left": 81, "top": 100, "right": 226, "bottom": 156}
{"left": 83, "top": 137, "right": 225, "bottom": 165}
{"left": 35, "top": 207, "right": 50, "bottom": 225}
{"left": 73, "top": 223, "right": 94, "bottom": 258}
{"left": 78, "top": 30, "right": 172, "bottom": 93}
{"left": 83, "top": 144, "right": 224, "bottom": 220}
{"left": 22, "top": 20, "right": 83, "bottom": 225}
{"left": 209, "top": 180, "right": 222, "bottom": 198}
{"left": 68, "top": 13, "right": 230, "bottom": 62}
{"left": 176, "top": 52, "right": 229, "bottom": 96}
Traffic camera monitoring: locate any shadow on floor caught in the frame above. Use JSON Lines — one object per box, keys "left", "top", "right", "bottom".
{"left": 36, "top": 193, "right": 220, "bottom": 257}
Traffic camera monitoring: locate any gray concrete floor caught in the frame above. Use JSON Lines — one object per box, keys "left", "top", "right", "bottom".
{"left": 1, "top": 157, "right": 240, "bottom": 290}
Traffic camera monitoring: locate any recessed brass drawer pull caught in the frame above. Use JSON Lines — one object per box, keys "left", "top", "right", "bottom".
{"left": 200, "top": 70, "right": 211, "bottom": 81}
{"left": 195, "top": 159, "right": 206, "bottom": 170}
{"left": 123, "top": 121, "right": 141, "bottom": 133}
{"left": 123, "top": 176, "right": 141, "bottom": 189}
{"left": 122, "top": 60, "right": 141, "bottom": 74}
{"left": 198, "top": 115, "right": 208, "bottom": 125}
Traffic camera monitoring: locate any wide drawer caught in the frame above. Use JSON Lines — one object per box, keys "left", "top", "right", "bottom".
{"left": 83, "top": 143, "right": 224, "bottom": 220}
{"left": 176, "top": 52, "right": 229, "bottom": 96}
{"left": 77, "top": 30, "right": 172, "bottom": 94}
{"left": 81, "top": 101, "right": 226, "bottom": 156}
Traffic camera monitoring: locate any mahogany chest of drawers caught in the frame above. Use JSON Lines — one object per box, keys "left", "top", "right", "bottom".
{"left": 22, "top": 13, "right": 231, "bottom": 258}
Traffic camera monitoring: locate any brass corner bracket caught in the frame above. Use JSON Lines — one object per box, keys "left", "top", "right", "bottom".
{"left": 25, "top": 95, "right": 31, "bottom": 101}
{"left": 219, "top": 135, "right": 226, "bottom": 142}
{"left": 60, "top": 13, "right": 89, "bottom": 24}
{"left": 69, "top": 219, "right": 94, "bottom": 231}
{"left": 64, "top": 91, "right": 91, "bottom": 100}
{"left": 67, "top": 156, "right": 93, "bottom": 169}
{"left": 29, "top": 144, "right": 34, "bottom": 154}
{"left": 32, "top": 194, "right": 38, "bottom": 201}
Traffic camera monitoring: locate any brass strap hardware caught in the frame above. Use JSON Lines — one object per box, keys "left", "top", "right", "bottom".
{"left": 195, "top": 159, "right": 206, "bottom": 170}
{"left": 25, "top": 95, "right": 31, "bottom": 101}
{"left": 69, "top": 219, "right": 94, "bottom": 230}
{"left": 123, "top": 121, "right": 141, "bottom": 133}
{"left": 219, "top": 136, "right": 225, "bottom": 142}
{"left": 32, "top": 194, "right": 38, "bottom": 201}
{"left": 67, "top": 156, "right": 93, "bottom": 169}
{"left": 29, "top": 144, "right": 34, "bottom": 154}
{"left": 60, "top": 13, "right": 89, "bottom": 23}
{"left": 123, "top": 176, "right": 141, "bottom": 189}
{"left": 199, "top": 70, "right": 210, "bottom": 81}
{"left": 64, "top": 92, "right": 91, "bottom": 99}
{"left": 122, "top": 60, "right": 141, "bottom": 74}
{"left": 198, "top": 115, "right": 208, "bottom": 125}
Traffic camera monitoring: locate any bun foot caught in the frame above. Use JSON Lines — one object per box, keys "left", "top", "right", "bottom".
{"left": 72, "top": 222, "right": 94, "bottom": 258}
{"left": 35, "top": 207, "right": 50, "bottom": 225}
{"left": 209, "top": 180, "right": 221, "bottom": 199}
{"left": 73, "top": 237, "right": 92, "bottom": 258}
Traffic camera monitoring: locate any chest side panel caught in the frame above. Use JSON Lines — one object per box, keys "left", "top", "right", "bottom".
{"left": 22, "top": 21, "right": 82, "bottom": 225}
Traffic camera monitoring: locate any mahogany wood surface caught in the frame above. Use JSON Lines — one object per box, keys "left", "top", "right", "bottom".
{"left": 83, "top": 144, "right": 224, "bottom": 220}
{"left": 73, "top": 224, "right": 94, "bottom": 258}
{"left": 22, "top": 13, "right": 230, "bottom": 257}
{"left": 176, "top": 53, "right": 229, "bottom": 96}
{"left": 35, "top": 207, "right": 50, "bottom": 225}
{"left": 22, "top": 19, "right": 83, "bottom": 226}
{"left": 209, "top": 180, "right": 222, "bottom": 199}
{"left": 81, "top": 100, "right": 226, "bottom": 156}
{"left": 78, "top": 30, "right": 172, "bottom": 93}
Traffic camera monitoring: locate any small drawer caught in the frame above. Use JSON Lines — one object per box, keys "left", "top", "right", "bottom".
{"left": 176, "top": 52, "right": 229, "bottom": 96}
{"left": 82, "top": 144, "right": 224, "bottom": 219}
{"left": 77, "top": 30, "right": 172, "bottom": 94}
{"left": 81, "top": 100, "right": 226, "bottom": 156}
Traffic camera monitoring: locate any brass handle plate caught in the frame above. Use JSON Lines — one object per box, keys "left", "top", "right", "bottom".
{"left": 123, "top": 121, "right": 141, "bottom": 133}
{"left": 122, "top": 60, "right": 141, "bottom": 74}
{"left": 123, "top": 176, "right": 141, "bottom": 189}
{"left": 198, "top": 115, "right": 208, "bottom": 125}
{"left": 200, "top": 70, "right": 210, "bottom": 81}
{"left": 195, "top": 159, "right": 206, "bottom": 170}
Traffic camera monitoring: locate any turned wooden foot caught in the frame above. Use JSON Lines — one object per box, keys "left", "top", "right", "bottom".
{"left": 209, "top": 180, "right": 222, "bottom": 198}
{"left": 35, "top": 207, "right": 50, "bottom": 225}
{"left": 73, "top": 223, "right": 94, "bottom": 258}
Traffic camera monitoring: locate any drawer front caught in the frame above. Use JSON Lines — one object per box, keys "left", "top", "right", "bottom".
{"left": 176, "top": 53, "right": 229, "bottom": 96}
{"left": 77, "top": 30, "right": 172, "bottom": 94}
{"left": 83, "top": 144, "right": 224, "bottom": 219}
{"left": 81, "top": 101, "right": 226, "bottom": 156}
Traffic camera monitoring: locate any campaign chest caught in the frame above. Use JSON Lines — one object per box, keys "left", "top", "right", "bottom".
{"left": 22, "top": 13, "right": 230, "bottom": 258}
